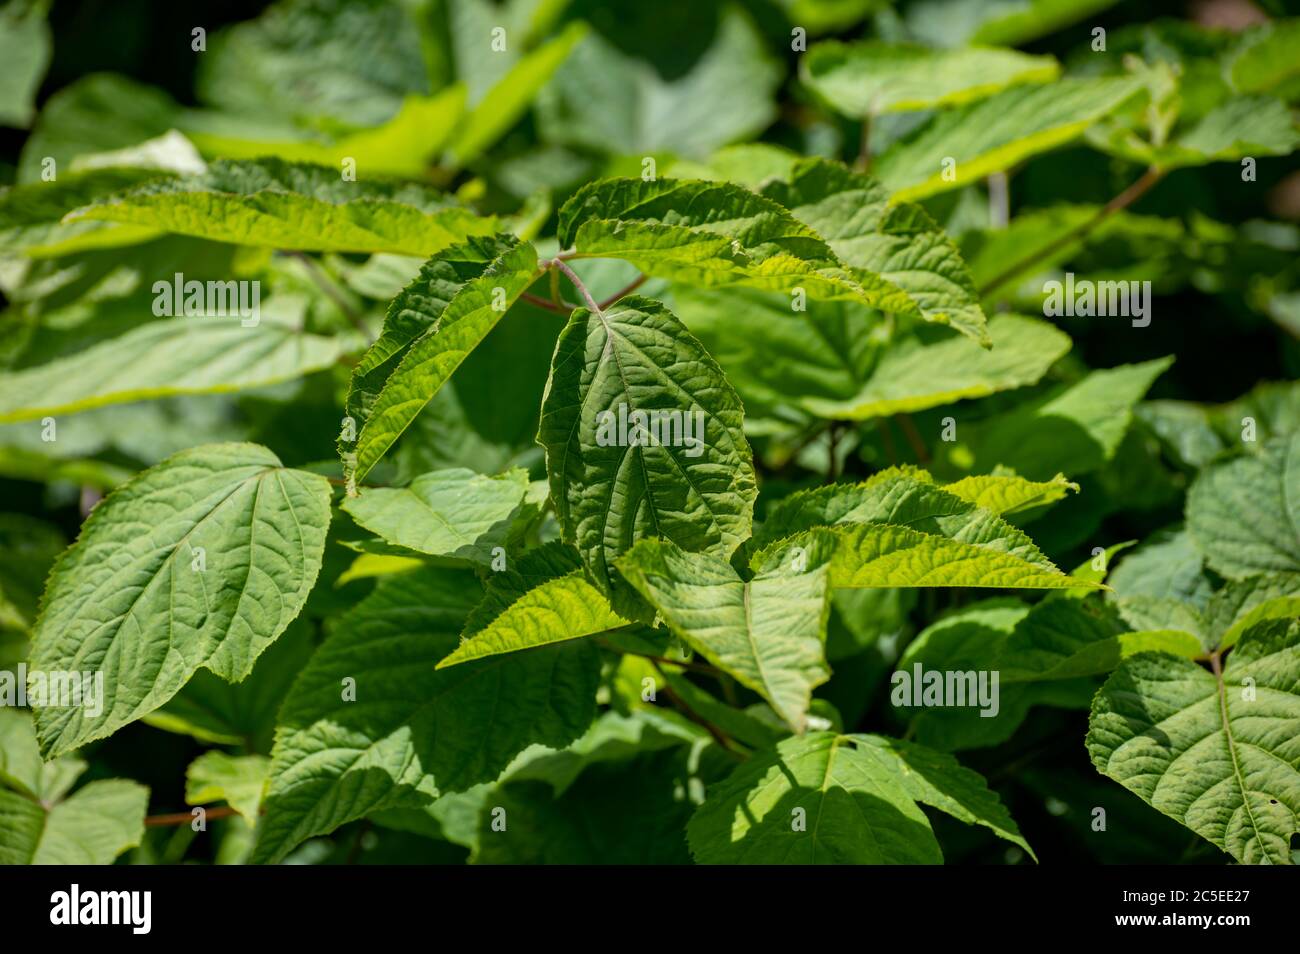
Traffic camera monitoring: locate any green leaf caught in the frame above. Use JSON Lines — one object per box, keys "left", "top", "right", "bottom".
{"left": 0, "top": 780, "right": 148, "bottom": 865}
{"left": 1108, "top": 527, "right": 1215, "bottom": 607}
{"left": 804, "top": 315, "right": 1068, "bottom": 418}
{"left": 998, "top": 596, "right": 1197, "bottom": 682}
{"left": 186, "top": 751, "right": 270, "bottom": 823}
{"left": 500, "top": 708, "right": 704, "bottom": 795}
{"left": 942, "top": 357, "right": 1173, "bottom": 480}
{"left": 1112, "top": 566, "right": 1300, "bottom": 657}
{"left": 437, "top": 543, "right": 628, "bottom": 668}
{"left": 876, "top": 78, "right": 1141, "bottom": 201}
{"left": 1142, "top": 380, "right": 1300, "bottom": 470}
{"left": 474, "top": 749, "right": 701, "bottom": 864}
{"left": 63, "top": 130, "right": 222, "bottom": 178}
{"left": 448, "top": 22, "right": 587, "bottom": 165}
{"left": 1209, "top": 575, "right": 1300, "bottom": 651}
{"left": 1170, "top": 95, "right": 1298, "bottom": 164}
{"left": 1112, "top": 570, "right": 1300, "bottom": 655}
{"left": 344, "top": 236, "right": 520, "bottom": 421}
{"left": 754, "top": 467, "right": 1061, "bottom": 573}
{"left": 1097, "top": 95, "right": 1300, "bottom": 169}
{"left": 374, "top": 708, "right": 704, "bottom": 854}
{"left": 760, "top": 159, "right": 990, "bottom": 342}
{"left": 687, "top": 732, "right": 1031, "bottom": 862}
{"left": 0, "top": 708, "right": 83, "bottom": 802}
{"left": 0, "top": 167, "right": 169, "bottom": 257}
{"left": 1087, "top": 618, "right": 1300, "bottom": 864}
{"left": 30, "top": 443, "right": 331, "bottom": 758}
{"left": 196, "top": 0, "right": 430, "bottom": 128}
{"left": 802, "top": 41, "right": 1058, "bottom": 116}
{"left": 773, "top": 523, "right": 1090, "bottom": 591}
{"left": 0, "top": 314, "right": 342, "bottom": 423}
{"left": 68, "top": 158, "right": 497, "bottom": 255}
{"left": 17, "top": 73, "right": 175, "bottom": 182}
{"left": 0, "top": 514, "right": 66, "bottom": 632}
{"left": 252, "top": 565, "right": 598, "bottom": 864}
{"left": 671, "top": 285, "right": 882, "bottom": 431}
{"left": 340, "top": 467, "right": 528, "bottom": 564}
{"left": 557, "top": 178, "right": 891, "bottom": 310}
{"left": 536, "top": 6, "right": 782, "bottom": 158}
{"left": 667, "top": 142, "right": 802, "bottom": 188}
{"left": 0, "top": 711, "right": 147, "bottom": 865}
{"left": 617, "top": 536, "right": 833, "bottom": 732}
{"left": 965, "top": 203, "right": 1187, "bottom": 299}
{"left": 1227, "top": 20, "right": 1300, "bottom": 96}
{"left": 144, "top": 618, "right": 314, "bottom": 750}
{"left": 895, "top": 597, "right": 1122, "bottom": 750}
{"left": 0, "top": 0, "right": 52, "bottom": 128}
{"left": 941, "top": 473, "right": 1078, "bottom": 516}
{"left": 775, "top": 0, "right": 881, "bottom": 35}
{"left": 538, "top": 296, "right": 756, "bottom": 601}
{"left": 1187, "top": 433, "right": 1300, "bottom": 579}
{"left": 346, "top": 235, "right": 538, "bottom": 483}
{"left": 906, "top": 0, "right": 1121, "bottom": 48}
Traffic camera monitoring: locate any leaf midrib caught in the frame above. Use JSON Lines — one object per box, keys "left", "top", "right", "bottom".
{"left": 1213, "top": 653, "right": 1278, "bottom": 863}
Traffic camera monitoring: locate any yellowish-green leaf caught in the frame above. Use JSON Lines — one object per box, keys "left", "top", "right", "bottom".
{"left": 67, "top": 158, "right": 497, "bottom": 255}
{"left": 185, "top": 751, "right": 269, "bottom": 823}
{"left": 941, "top": 473, "right": 1078, "bottom": 516}
{"left": 438, "top": 543, "right": 627, "bottom": 669}
{"left": 761, "top": 159, "right": 990, "bottom": 343}
{"left": 772, "top": 524, "right": 1094, "bottom": 590}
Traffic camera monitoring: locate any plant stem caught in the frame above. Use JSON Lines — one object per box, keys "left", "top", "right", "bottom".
{"left": 825, "top": 422, "right": 843, "bottom": 483}
{"left": 854, "top": 114, "right": 873, "bottom": 172}
{"left": 326, "top": 475, "right": 385, "bottom": 489}
{"left": 524, "top": 261, "right": 645, "bottom": 314}
{"left": 549, "top": 267, "right": 563, "bottom": 308}
{"left": 977, "top": 166, "right": 1165, "bottom": 297}
{"left": 987, "top": 171, "right": 1010, "bottom": 229}
{"left": 78, "top": 485, "right": 101, "bottom": 518}
{"left": 546, "top": 258, "right": 603, "bottom": 314}
{"left": 145, "top": 805, "right": 241, "bottom": 827}
{"left": 520, "top": 291, "right": 573, "bottom": 314}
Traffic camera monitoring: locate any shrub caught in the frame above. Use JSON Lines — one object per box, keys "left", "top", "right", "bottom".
{"left": 0, "top": 0, "right": 1297, "bottom": 866}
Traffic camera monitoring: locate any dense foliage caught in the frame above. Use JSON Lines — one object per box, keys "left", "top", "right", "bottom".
{"left": 1, "top": 0, "right": 1298, "bottom": 866}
